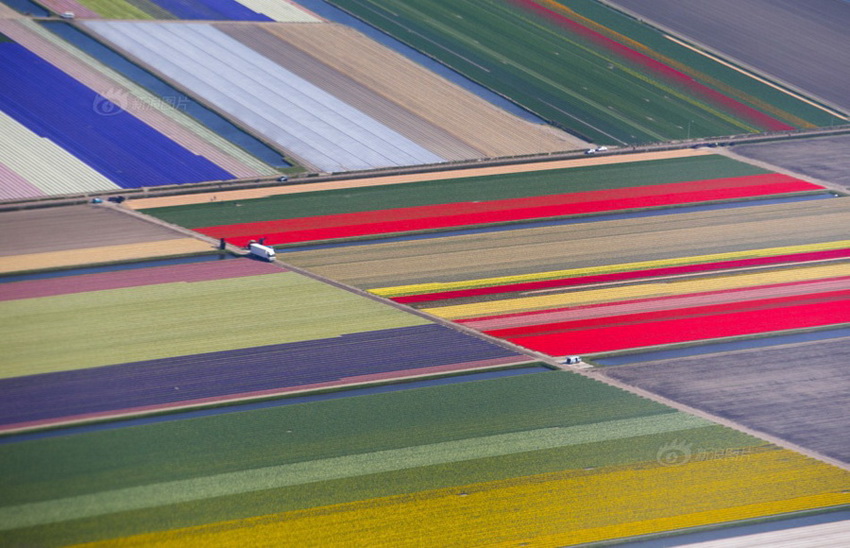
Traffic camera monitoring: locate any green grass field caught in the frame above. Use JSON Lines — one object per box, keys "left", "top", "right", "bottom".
{"left": 327, "top": 0, "right": 843, "bottom": 144}
{"left": 143, "top": 155, "right": 767, "bottom": 228}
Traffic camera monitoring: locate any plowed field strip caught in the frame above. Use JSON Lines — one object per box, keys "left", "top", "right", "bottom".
{"left": 0, "top": 239, "right": 213, "bottom": 275}
{"left": 509, "top": 296, "right": 850, "bottom": 355}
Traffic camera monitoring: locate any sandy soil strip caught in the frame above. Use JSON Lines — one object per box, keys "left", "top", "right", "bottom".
{"left": 0, "top": 239, "right": 213, "bottom": 275}
{"left": 264, "top": 23, "right": 584, "bottom": 157}
{"left": 129, "top": 149, "right": 711, "bottom": 209}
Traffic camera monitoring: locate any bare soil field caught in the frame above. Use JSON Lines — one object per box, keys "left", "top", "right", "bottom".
{"left": 0, "top": 205, "right": 195, "bottom": 256}
{"left": 128, "top": 149, "right": 709, "bottom": 209}
{"left": 731, "top": 135, "right": 850, "bottom": 192}
{"left": 0, "top": 239, "right": 213, "bottom": 275}
{"left": 602, "top": 337, "right": 850, "bottom": 465}
{"left": 606, "top": 0, "right": 850, "bottom": 113}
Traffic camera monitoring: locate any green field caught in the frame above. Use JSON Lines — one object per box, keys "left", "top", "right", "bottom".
{"left": 327, "top": 0, "right": 843, "bottom": 144}
{"left": 143, "top": 155, "right": 767, "bottom": 228}
{"left": 75, "top": 0, "right": 154, "bottom": 19}
{"left": 0, "top": 271, "right": 428, "bottom": 378}
{"left": 0, "top": 371, "right": 765, "bottom": 545}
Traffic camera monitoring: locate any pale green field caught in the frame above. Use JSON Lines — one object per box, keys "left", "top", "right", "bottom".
{"left": 0, "top": 271, "right": 428, "bottom": 378}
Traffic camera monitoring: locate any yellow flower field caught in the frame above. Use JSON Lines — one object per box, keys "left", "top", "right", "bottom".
{"left": 78, "top": 449, "right": 849, "bottom": 547}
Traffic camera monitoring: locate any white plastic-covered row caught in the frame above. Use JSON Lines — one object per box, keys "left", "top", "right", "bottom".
{"left": 235, "top": 0, "right": 321, "bottom": 22}
{"left": 84, "top": 22, "right": 445, "bottom": 173}
{"left": 0, "top": 112, "right": 119, "bottom": 200}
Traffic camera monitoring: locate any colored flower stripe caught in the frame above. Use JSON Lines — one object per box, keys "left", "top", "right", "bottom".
{"left": 507, "top": 292, "right": 850, "bottom": 355}
{"left": 196, "top": 175, "right": 818, "bottom": 246}
{"left": 511, "top": 0, "right": 795, "bottom": 131}
{"left": 490, "top": 288, "right": 850, "bottom": 338}
{"left": 462, "top": 275, "right": 850, "bottom": 331}
{"left": 0, "top": 259, "right": 282, "bottom": 302}
{"left": 427, "top": 262, "right": 850, "bottom": 320}
{"left": 80, "top": 450, "right": 848, "bottom": 547}
{"left": 199, "top": 174, "right": 807, "bottom": 236}
{"left": 396, "top": 246, "right": 850, "bottom": 304}
{"left": 374, "top": 240, "right": 850, "bottom": 298}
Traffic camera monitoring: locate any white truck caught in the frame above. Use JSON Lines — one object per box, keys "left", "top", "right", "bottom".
{"left": 248, "top": 243, "right": 276, "bottom": 261}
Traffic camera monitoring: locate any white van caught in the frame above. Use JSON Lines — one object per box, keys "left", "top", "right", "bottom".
{"left": 248, "top": 243, "right": 276, "bottom": 261}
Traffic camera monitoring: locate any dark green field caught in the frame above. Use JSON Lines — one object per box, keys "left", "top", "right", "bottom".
{"left": 326, "top": 0, "right": 843, "bottom": 144}
{"left": 143, "top": 155, "right": 767, "bottom": 228}
{"left": 0, "top": 371, "right": 763, "bottom": 545}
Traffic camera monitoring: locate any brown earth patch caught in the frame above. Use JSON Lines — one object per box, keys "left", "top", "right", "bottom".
{"left": 0, "top": 239, "right": 214, "bottom": 274}
{"left": 0, "top": 205, "right": 194, "bottom": 257}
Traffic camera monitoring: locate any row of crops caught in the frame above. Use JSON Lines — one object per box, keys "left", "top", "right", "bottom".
{"left": 0, "top": 256, "right": 534, "bottom": 434}
{"left": 325, "top": 0, "right": 845, "bottom": 144}
{"left": 145, "top": 151, "right": 850, "bottom": 362}
{"left": 40, "top": 0, "right": 320, "bottom": 21}
{"left": 3, "top": 366, "right": 847, "bottom": 545}
{"left": 130, "top": 150, "right": 850, "bottom": 541}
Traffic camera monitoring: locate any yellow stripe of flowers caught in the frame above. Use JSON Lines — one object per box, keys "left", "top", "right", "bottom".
{"left": 373, "top": 239, "right": 850, "bottom": 298}
{"left": 80, "top": 449, "right": 848, "bottom": 547}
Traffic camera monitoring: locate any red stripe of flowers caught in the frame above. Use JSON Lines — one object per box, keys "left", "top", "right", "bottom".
{"left": 198, "top": 175, "right": 817, "bottom": 247}
{"left": 507, "top": 292, "right": 850, "bottom": 355}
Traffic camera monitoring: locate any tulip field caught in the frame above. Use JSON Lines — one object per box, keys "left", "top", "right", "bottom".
{"left": 0, "top": 257, "right": 530, "bottom": 434}
{"left": 326, "top": 0, "right": 844, "bottom": 143}
{"left": 2, "top": 370, "right": 847, "bottom": 546}
{"left": 3, "top": 0, "right": 850, "bottom": 544}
